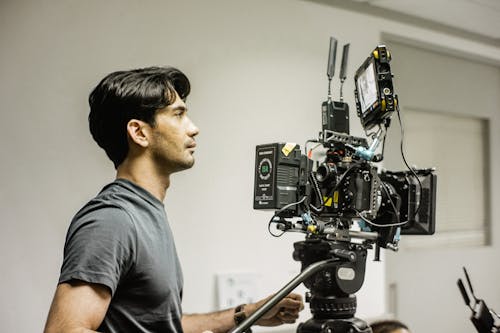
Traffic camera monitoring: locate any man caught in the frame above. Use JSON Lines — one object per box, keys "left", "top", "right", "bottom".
{"left": 44, "top": 67, "right": 304, "bottom": 333}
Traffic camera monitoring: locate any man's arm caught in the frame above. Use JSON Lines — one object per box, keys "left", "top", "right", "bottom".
{"left": 43, "top": 281, "right": 111, "bottom": 333}
{"left": 182, "top": 293, "right": 304, "bottom": 333}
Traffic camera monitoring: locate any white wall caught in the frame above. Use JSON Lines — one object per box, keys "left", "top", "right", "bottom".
{"left": 0, "top": 1, "right": 498, "bottom": 332}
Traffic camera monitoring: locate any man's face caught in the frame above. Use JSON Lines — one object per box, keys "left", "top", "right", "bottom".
{"left": 149, "top": 91, "right": 199, "bottom": 174}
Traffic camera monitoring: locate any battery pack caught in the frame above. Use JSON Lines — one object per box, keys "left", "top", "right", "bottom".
{"left": 322, "top": 100, "right": 350, "bottom": 134}
{"left": 253, "top": 143, "right": 302, "bottom": 211}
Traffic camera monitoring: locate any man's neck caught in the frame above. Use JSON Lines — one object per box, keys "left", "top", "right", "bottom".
{"left": 116, "top": 158, "right": 170, "bottom": 202}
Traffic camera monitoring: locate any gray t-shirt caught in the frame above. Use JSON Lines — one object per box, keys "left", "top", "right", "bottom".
{"left": 59, "top": 179, "right": 184, "bottom": 333}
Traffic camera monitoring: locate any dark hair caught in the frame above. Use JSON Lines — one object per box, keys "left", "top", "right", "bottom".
{"left": 88, "top": 66, "right": 190, "bottom": 168}
{"left": 371, "top": 319, "right": 409, "bottom": 333}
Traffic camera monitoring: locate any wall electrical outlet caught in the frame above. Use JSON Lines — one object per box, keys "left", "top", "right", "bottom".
{"left": 216, "top": 272, "right": 259, "bottom": 309}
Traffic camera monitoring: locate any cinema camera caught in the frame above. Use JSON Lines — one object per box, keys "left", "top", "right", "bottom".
{"left": 231, "top": 39, "right": 437, "bottom": 333}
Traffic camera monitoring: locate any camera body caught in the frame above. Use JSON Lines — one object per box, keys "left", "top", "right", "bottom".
{"left": 254, "top": 142, "right": 381, "bottom": 220}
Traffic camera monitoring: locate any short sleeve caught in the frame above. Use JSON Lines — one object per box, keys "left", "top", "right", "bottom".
{"left": 58, "top": 205, "right": 136, "bottom": 295}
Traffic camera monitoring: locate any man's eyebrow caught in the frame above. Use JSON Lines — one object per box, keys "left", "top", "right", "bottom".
{"left": 172, "top": 105, "right": 187, "bottom": 111}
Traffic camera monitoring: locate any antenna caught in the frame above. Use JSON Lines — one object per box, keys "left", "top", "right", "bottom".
{"left": 327, "top": 37, "right": 338, "bottom": 100}
{"left": 339, "top": 43, "right": 350, "bottom": 102}
{"left": 463, "top": 266, "right": 479, "bottom": 303}
{"left": 339, "top": 43, "right": 350, "bottom": 81}
{"left": 322, "top": 37, "right": 350, "bottom": 135}
{"left": 457, "top": 278, "right": 474, "bottom": 311}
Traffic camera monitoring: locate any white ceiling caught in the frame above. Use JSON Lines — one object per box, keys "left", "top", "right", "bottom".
{"left": 351, "top": 0, "right": 500, "bottom": 40}
{"left": 310, "top": 0, "right": 500, "bottom": 45}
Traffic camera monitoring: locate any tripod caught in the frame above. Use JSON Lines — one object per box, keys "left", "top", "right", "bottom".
{"left": 230, "top": 237, "right": 372, "bottom": 333}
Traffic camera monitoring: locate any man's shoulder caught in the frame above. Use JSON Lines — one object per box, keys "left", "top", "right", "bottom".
{"left": 70, "top": 182, "right": 137, "bottom": 230}
{"left": 75, "top": 179, "right": 147, "bottom": 216}
{"left": 68, "top": 179, "right": 165, "bottom": 235}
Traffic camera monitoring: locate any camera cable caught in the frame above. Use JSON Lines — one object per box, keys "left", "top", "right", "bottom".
{"left": 395, "top": 102, "right": 424, "bottom": 220}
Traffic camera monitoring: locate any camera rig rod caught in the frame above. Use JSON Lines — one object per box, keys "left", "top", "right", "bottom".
{"left": 322, "top": 228, "right": 379, "bottom": 241}
{"left": 352, "top": 126, "right": 384, "bottom": 161}
{"left": 229, "top": 259, "right": 339, "bottom": 333}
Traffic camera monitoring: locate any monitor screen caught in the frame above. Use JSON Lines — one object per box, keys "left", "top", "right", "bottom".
{"left": 356, "top": 60, "right": 378, "bottom": 114}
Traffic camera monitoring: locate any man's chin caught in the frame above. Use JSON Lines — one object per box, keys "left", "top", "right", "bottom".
{"left": 185, "top": 159, "right": 195, "bottom": 169}
{"left": 186, "top": 155, "right": 195, "bottom": 168}
{"left": 173, "top": 158, "right": 195, "bottom": 173}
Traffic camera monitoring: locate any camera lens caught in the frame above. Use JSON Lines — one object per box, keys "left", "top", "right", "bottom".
{"left": 316, "top": 163, "right": 337, "bottom": 183}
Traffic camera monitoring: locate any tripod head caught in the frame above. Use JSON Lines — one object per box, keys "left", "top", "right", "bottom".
{"left": 294, "top": 237, "right": 372, "bottom": 333}
{"left": 294, "top": 238, "right": 367, "bottom": 319}
{"left": 229, "top": 239, "right": 372, "bottom": 333}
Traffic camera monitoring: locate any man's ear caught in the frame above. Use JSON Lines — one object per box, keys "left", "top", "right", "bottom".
{"left": 126, "top": 119, "right": 151, "bottom": 148}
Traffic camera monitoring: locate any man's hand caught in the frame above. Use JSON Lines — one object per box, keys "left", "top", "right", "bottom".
{"left": 248, "top": 293, "right": 304, "bottom": 327}
{"left": 182, "top": 293, "right": 304, "bottom": 333}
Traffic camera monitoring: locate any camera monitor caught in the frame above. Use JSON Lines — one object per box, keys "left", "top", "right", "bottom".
{"left": 356, "top": 60, "right": 377, "bottom": 115}
{"left": 354, "top": 45, "right": 396, "bottom": 130}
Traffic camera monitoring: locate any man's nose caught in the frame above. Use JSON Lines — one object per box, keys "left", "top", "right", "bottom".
{"left": 188, "top": 118, "right": 199, "bottom": 137}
